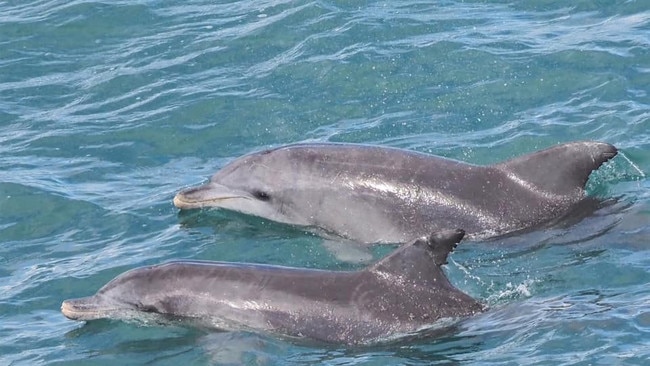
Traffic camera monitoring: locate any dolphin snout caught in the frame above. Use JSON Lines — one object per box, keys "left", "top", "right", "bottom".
{"left": 61, "top": 296, "right": 107, "bottom": 321}
{"left": 173, "top": 186, "right": 206, "bottom": 209}
{"left": 173, "top": 183, "right": 251, "bottom": 210}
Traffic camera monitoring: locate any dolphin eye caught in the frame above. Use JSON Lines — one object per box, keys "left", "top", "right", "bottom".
{"left": 135, "top": 302, "right": 158, "bottom": 313}
{"left": 252, "top": 190, "right": 271, "bottom": 201}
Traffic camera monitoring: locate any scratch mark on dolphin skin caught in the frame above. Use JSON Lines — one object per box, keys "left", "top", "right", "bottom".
{"left": 248, "top": 162, "right": 271, "bottom": 172}
{"left": 501, "top": 170, "right": 571, "bottom": 200}
{"left": 352, "top": 177, "right": 500, "bottom": 229}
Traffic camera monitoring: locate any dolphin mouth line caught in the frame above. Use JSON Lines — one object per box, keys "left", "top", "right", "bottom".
{"left": 173, "top": 194, "right": 250, "bottom": 208}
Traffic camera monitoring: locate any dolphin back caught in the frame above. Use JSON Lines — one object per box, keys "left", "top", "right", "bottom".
{"left": 495, "top": 141, "right": 617, "bottom": 196}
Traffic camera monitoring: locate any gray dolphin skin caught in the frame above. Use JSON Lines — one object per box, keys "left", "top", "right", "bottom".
{"left": 61, "top": 229, "right": 483, "bottom": 345}
{"left": 173, "top": 141, "right": 617, "bottom": 243}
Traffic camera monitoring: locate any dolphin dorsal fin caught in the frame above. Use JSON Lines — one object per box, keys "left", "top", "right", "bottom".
{"left": 428, "top": 229, "right": 465, "bottom": 266}
{"left": 369, "top": 229, "right": 465, "bottom": 277}
{"left": 495, "top": 141, "right": 617, "bottom": 196}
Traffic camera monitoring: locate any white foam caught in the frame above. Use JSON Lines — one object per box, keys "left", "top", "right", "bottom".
{"left": 487, "top": 278, "right": 538, "bottom": 303}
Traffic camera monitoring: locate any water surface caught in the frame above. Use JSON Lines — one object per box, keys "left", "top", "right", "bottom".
{"left": 0, "top": 0, "right": 649, "bottom": 365}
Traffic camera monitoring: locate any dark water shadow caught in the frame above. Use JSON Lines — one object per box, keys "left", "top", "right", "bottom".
{"left": 275, "top": 318, "right": 496, "bottom": 366}
{"left": 473, "top": 197, "right": 632, "bottom": 255}
{"left": 176, "top": 208, "right": 315, "bottom": 241}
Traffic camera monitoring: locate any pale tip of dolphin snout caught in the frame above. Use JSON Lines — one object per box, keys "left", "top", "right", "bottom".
{"left": 173, "top": 187, "right": 203, "bottom": 209}
{"left": 61, "top": 299, "right": 83, "bottom": 320}
{"left": 173, "top": 192, "right": 188, "bottom": 209}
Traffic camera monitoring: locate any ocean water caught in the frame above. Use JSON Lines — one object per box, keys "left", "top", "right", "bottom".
{"left": 1, "top": 0, "right": 649, "bottom": 364}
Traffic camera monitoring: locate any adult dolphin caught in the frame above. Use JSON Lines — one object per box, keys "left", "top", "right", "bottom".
{"left": 61, "top": 229, "right": 482, "bottom": 345}
{"left": 173, "top": 141, "right": 617, "bottom": 243}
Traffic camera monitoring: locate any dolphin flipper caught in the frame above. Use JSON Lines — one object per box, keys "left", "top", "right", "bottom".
{"left": 495, "top": 141, "right": 617, "bottom": 196}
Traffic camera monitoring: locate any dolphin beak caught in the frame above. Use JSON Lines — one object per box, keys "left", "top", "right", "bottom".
{"left": 173, "top": 183, "right": 251, "bottom": 210}
{"left": 61, "top": 296, "right": 110, "bottom": 321}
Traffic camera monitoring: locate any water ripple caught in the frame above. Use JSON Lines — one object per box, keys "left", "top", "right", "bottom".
{"left": 0, "top": 0, "right": 648, "bottom": 364}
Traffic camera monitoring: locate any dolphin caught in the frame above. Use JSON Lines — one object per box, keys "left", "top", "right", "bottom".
{"left": 61, "top": 229, "right": 482, "bottom": 345}
{"left": 173, "top": 141, "right": 617, "bottom": 243}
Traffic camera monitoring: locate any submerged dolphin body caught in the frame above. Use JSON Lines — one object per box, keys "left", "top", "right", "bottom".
{"left": 61, "top": 229, "right": 482, "bottom": 345}
{"left": 174, "top": 141, "right": 617, "bottom": 243}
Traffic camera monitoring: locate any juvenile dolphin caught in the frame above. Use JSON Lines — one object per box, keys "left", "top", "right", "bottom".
{"left": 173, "top": 141, "right": 617, "bottom": 243}
{"left": 61, "top": 229, "right": 482, "bottom": 345}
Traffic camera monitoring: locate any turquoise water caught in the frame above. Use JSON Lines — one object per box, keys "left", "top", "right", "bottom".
{"left": 1, "top": 0, "right": 649, "bottom": 364}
